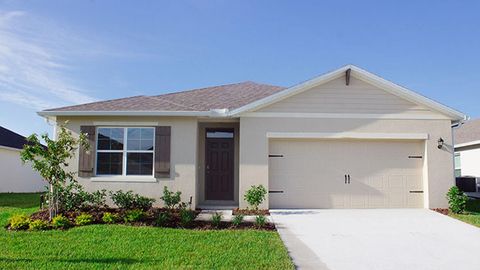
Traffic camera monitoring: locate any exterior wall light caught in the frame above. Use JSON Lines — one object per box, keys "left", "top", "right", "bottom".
{"left": 437, "top": 137, "right": 444, "bottom": 149}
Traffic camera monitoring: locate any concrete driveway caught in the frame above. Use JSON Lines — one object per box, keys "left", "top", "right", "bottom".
{"left": 271, "top": 209, "right": 480, "bottom": 270}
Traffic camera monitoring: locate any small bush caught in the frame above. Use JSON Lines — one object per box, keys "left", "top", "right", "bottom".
{"left": 160, "top": 186, "right": 182, "bottom": 210}
{"left": 179, "top": 209, "right": 196, "bottom": 227}
{"left": 102, "top": 212, "right": 119, "bottom": 224}
{"left": 244, "top": 185, "right": 267, "bottom": 210}
{"left": 29, "top": 219, "right": 49, "bottom": 231}
{"left": 211, "top": 212, "right": 222, "bottom": 228}
{"left": 51, "top": 215, "right": 71, "bottom": 229}
{"left": 124, "top": 209, "right": 146, "bottom": 223}
{"left": 447, "top": 186, "right": 468, "bottom": 214}
{"left": 110, "top": 190, "right": 155, "bottom": 210}
{"left": 75, "top": 213, "right": 94, "bottom": 226}
{"left": 255, "top": 215, "right": 267, "bottom": 228}
{"left": 154, "top": 212, "right": 171, "bottom": 227}
{"left": 232, "top": 214, "right": 244, "bottom": 227}
{"left": 8, "top": 214, "right": 30, "bottom": 230}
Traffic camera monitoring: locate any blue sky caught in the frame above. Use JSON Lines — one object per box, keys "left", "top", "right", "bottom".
{"left": 0, "top": 0, "right": 479, "bottom": 137}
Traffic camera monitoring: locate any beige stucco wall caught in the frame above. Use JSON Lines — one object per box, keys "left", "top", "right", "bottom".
{"left": 0, "top": 147, "right": 45, "bottom": 192}
{"left": 57, "top": 116, "right": 199, "bottom": 209}
{"left": 239, "top": 117, "right": 454, "bottom": 209}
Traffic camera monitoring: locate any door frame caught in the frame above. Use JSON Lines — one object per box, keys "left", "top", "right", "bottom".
{"left": 204, "top": 127, "right": 235, "bottom": 201}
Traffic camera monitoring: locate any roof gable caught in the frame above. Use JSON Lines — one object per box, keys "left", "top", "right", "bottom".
{"left": 230, "top": 65, "right": 466, "bottom": 121}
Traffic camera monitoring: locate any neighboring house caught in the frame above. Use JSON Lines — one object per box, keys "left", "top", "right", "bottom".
{"left": 454, "top": 119, "right": 480, "bottom": 179}
{"left": 38, "top": 65, "right": 466, "bottom": 209}
{"left": 0, "top": 126, "right": 45, "bottom": 193}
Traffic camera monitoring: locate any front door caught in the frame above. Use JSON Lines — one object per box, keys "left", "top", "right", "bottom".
{"left": 205, "top": 129, "right": 234, "bottom": 201}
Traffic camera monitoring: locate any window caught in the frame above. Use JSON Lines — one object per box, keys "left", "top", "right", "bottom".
{"left": 454, "top": 152, "right": 461, "bottom": 177}
{"left": 96, "top": 127, "right": 154, "bottom": 176}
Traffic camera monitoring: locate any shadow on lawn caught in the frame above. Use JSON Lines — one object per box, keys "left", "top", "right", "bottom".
{"left": 0, "top": 257, "right": 141, "bottom": 265}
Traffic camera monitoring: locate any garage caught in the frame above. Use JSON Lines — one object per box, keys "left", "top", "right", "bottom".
{"left": 268, "top": 139, "right": 425, "bottom": 209}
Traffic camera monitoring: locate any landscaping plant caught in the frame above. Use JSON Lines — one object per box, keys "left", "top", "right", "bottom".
{"left": 8, "top": 214, "right": 30, "bottom": 230}
{"left": 20, "top": 123, "right": 88, "bottom": 219}
{"left": 211, "top": 212, "right": 222, "bottom": 228}
{"left": 102, "top": 212, "right": 119, "bottom": 224}
{"left": 160, "top": 186, "right": 182, "bottom": 210}
{"left": 154, "top": 212, "right": 171, "bottom": 227}
{"left": 51, "top": 215, "right": 71, "bottom": 229}
{"left": 179, "top": 209, "right": 195, "bottom": 227}
{"left": 255, "top": 215, "right": 267, "bottom": 228}
{"left": 75, "top": 213, "right": 94, "bottom": 226}
{"left": 28, "top": 219, "right": 49, "bottom": 231}
{"left": 447, "top": 186, "right": 468, "bottom": 214}
{"left": 232, "top": 214, "right": 244, "bottom": 227}
{"left": 244, "top": 185, "right": 267, "bottom": 210}
{"left": 110, "top": 190, "right": 155, "bottom": 210}
{"left": 124, "top": 209, "right": 146, "bottom": 223}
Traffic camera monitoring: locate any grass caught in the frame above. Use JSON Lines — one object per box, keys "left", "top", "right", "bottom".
{"left": 0, "top": 193, "right": 294, "bottom": 270}
{"left": 449, "top": 199, "right": 480, "bottom": 228}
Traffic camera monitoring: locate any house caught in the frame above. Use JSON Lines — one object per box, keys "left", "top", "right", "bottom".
{"left": 0, "top": 126, "right": 45, "bottom": 193}
{"left": 38, "top": 65, "right": 466, "bottom": 209}
{"left": 454, "top": 119, "right": 480, "bottom": 189}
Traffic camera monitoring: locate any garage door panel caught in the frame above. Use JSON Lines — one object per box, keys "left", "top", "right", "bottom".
{"left": 269, "top": 139, "right": 424, "bottom": 209}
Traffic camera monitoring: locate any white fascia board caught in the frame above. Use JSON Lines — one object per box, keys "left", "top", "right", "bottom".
{"left": 37, "top": 110, "right": 215, "bottom": 117}
{"left": 266, "top": 132, "right": 429, "bottom": 140}
{"left": 230, "top": 64, "right": 467, "bottom": 122}
{"left": 455, "top": 140, "right": 480, "bottom": 149}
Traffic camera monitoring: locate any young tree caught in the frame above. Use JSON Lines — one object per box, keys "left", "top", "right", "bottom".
{"left": 20, "top": 123, "right": 88, "bottom": 220}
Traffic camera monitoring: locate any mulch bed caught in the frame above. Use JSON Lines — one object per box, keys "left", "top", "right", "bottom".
{"left": 20, "top": 208, "right": 274, "bottom": 231}
{"left": 232, "top": 208, "right": 270, "bottom": 216}
{"left": 432, "top": 208, "right": 449, "bottom": 215}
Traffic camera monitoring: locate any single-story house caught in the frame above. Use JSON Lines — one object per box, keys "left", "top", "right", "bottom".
{"left": 0, "top": 126, "right": 45, "bottom": 193}
{"left": 38, "top": 65, "right": 467, "bottom": 209}
{"left": 454, "top": 119, "right": 480, "bottom": 190}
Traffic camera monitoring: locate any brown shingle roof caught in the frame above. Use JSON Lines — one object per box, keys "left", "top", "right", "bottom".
{"left": 45, "top": 81, "right": 285, "bottom": 112}
{"left": 455, "top": 119, "right": 480, "bottom": 145}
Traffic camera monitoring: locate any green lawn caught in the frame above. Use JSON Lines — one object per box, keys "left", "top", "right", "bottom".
{"left": 449, "top": 199, "right": 480, "bottom": 228}
{"left": 0, "top": 193, "right": 294, "bottom": 270}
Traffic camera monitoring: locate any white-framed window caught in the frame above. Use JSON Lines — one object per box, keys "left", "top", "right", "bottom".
{"left": 454, "top": 152, "right": 461, "bottom": 177}
{"left": 96, "top": 127, "right": 155, "bottom": 176}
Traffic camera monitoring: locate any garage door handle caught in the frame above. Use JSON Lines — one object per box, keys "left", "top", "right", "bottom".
{"left": 348, "top": 174, "right": 351, "bottom": 184}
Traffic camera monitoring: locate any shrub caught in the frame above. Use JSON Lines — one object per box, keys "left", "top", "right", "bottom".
{"left": 8, "top": 214, "right": 30, "bottom": 230}
{"left": 211, "top": 212, "right": 222, "bottom": 228}
{"left": 232, "top": 214, "right": 244, "bottom": 227}
{"left": 51, "top": 215, "right": 71, "bottom": 229}
{"left": 160, "top": 186, "right": 182, "bottom": 210}
{"left": 29, "top": 219, "right": 49, "bottom": 231}
{"left": 57, "top": 182, "right": 107, "bottom": 212}
{"left": 102, "top": 212, "right": 119, "bottom": 224}
{"left": 179, "top": 209, "right": 196, "bottom": 227}
{"left": 255, "top": 215, "right": 267, "bottom": 228}
{"left": 124, "top": 209, "right": 146, "bottom": 223}
{"left": 447, "top": 186, "right": 468, "bottom": 214}
{"left": 110, "top": 190, "right": 155, "bottom": 210}
{"left": 154, "top": 212, "right": 171, "bottom": 227}
{"left": 244, "top": 185, "right": 267, "bottom": 210}
{"left": 75, "top": 213, "right": 94, "bottom": 226}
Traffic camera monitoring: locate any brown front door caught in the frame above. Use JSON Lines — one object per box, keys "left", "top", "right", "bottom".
{"left": 205, "top": 129, "right": 234, "bottom": 201}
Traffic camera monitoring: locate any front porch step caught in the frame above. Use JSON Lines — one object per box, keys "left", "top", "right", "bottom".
{"left": 197, "top": 205, "right": 237, "bottom": 210}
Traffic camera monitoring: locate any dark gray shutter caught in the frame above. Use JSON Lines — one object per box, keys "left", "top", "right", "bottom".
{"left": 155, "top": 126, "right": 171, "bottom": 178}
{"left": 78, "top": 126, "right": 96, "bottom": 177}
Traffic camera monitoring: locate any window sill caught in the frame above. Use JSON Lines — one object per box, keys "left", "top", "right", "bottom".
{"left": 90, "top": 176, "right": 158, "bottom": 183}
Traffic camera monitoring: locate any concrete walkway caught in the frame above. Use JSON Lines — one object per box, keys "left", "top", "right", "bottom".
{"left": 271, "top": 209, "right": 480, "bottom": 270}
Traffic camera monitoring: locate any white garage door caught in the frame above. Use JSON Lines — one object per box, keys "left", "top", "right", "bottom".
{"left": 269, "top": 139, "right": 424, "bottom": 209}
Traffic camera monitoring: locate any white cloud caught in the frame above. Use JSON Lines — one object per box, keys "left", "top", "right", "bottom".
{"left": 0, "top": 10, "right": 98, "bottom": 110}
